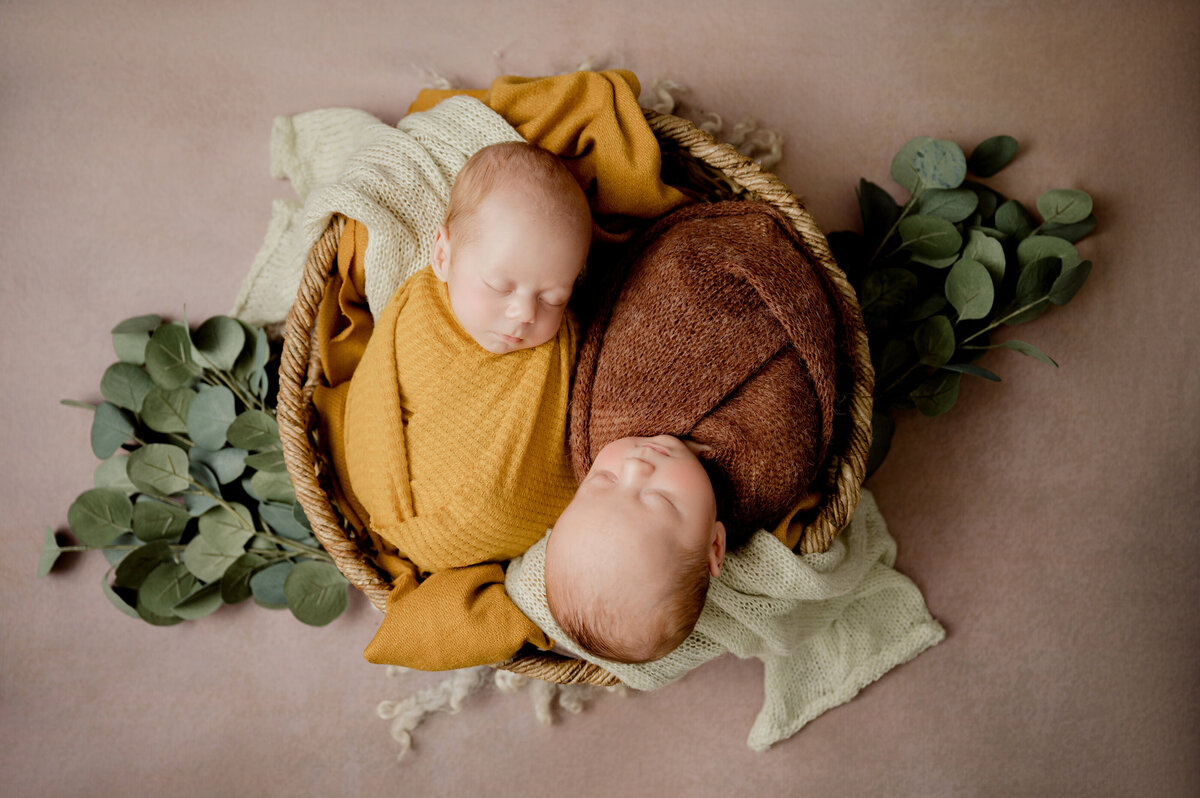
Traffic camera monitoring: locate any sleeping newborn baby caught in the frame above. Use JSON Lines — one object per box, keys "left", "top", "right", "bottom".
{"left": 339, "top": 140, "right": 595, "bottom": 669}
{"left": 542, "top": 201, "right": 848, "bottom": 664}
{"left": 547, "top": 434, "right": 726, "bottom": 662}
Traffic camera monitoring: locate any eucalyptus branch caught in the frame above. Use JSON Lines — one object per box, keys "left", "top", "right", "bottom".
{"left": 869, "top": 183, "right": 924, "bottom": 266}
{"left": 960, "top": 296, "right": 1050, "bottom": 344}
{"left": 256, "top": 530, "right": 332, "bottom": 561}
{"left": 60, "top": 544, "right": 187, "bottom": 553}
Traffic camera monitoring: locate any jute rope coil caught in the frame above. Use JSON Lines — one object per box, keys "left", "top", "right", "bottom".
{"left": 278, "top": 109, "right": 874, "bottom": 687}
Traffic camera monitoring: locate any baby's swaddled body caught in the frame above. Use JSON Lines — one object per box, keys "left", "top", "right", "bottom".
{"left": 571, "top": 201, "right": 846, "bottom": 547}
{"left": 341, "top": 265, "right": 579, "bottom": 669}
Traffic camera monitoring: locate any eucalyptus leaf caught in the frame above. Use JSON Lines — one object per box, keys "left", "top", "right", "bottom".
{"left": 68, "top": 488, "right": 133, "bottom": 547}
{"left": 995, "top": 200, "right": 1035, "bottom": 239}
{"left": 1006, "top": 257, "right": 1062, "bottom": 325}
{"left": 188, "top": 461, "right": 220, "bottom": 498}
{"left": 1042, "top": 215, "right": 1097, "bottom": 243}
{"left": 192, "top": 316, "right": 246, "bottom": 372}
{"left": 913, "top": 316, "right": 956, "bottom": 367}
{"left": 898, "top": 215, "right": 962, "bottom": 259}
{"left": 185, "top": 490, "right": 221, "bottom": 517}
{"left": 910, "top": 371, "right": 962, "bottom": 417}
{"left": 38, "top": 527, "right": 63, "bottom": 577}
{"left": 136, "top": 600, "right": 185, "bottom": 627}
{"left": 1049, "top": 260, "right": 1093, "bottom": 306}
{"left": 292, "top": 502, "right": 312, "bottom": 531}
{"left": 909, "top": 252, "right": 959, "bottom": 269}
{"left": 172, "top": 582, "right": 223, "bottom": 620}
{"left": 250, "top": 561, "right": 295, "bottom": 609}
{"left": 221, "top": 553, "right": 268, "bottom": 604}
{"left": 994, "top": 339, "right": 1059, "bottom": 367}
{"left": 145, "top": 324, "right": 200, "bottom": 389}
{"left": 890, "top": 136, "right": 936, "bottom": 193}
{"left": 258, "top": 501, "right": 309, "bottom": 541}
{"left": 186, "top": 385, "right": 236, "bottom": 450}
{"left": 941, "top": 362, "right": 1001, "bottom": 382}
{"left": 1017, "top": 235, "right": 1080, "bottom": 270}
{"left": 964, "top": 182, "right": 1000, "bottom": 218}
{"left": 226, "top": 410, "right": 280, "bottom": 452}
{"left": 113, "top": 540, "right": 174, "bottom": 589}
{"left": 876, "top": 339, "right": 916, "bottom": 386}
{"left": 860, "top": 268, "right": 920, "bottom": 324}
{"left": 100, "top": 363, "right": 156, "bottom": 413}
{"left": 918, "top": 189, "right": 977, "bottom": 222}
{"left": 138, "top": 561, "right": 197, "bottom": 618}
{"left": 90, "top": 402, "right": 135, "bottom": 459}
{"left": 967, "top": 135, "right": 1018, "bottom": 177}
{"left": 284, "top": 561, "right": 349, "bottom": 626}
{"left": 233, "top": 324, "right": 269, "bottom": 382}
{"left": 249, "top": 470, "right": 296, "bottom": 503}
{"left": 857, "top": 179, "right": 900, "bottom": 243}
{"left": 911, "top": 138, "right": 967, "bottom": 190}
{"left": 102, "top": 574, "right": 142, "bottom": 619}
{"left": 1036, "top": 189, "right": 1093, "bottom": 225}
{"left": 244, "top": 449, "right": 287, "bottom": 473}
{"left": 945, "top": 258, "right": 995, "bottom": 321}
{"left": 901, "top": 294, "right": 948, "bottom": 323}
{"left": 963, "top": 230, "right": 1006, "bottom": 282}
{"left": 131, "top": 498, "right": 190, "bottom": 542}
{"left": 189, "top": 446, "right": 247, "bottom": 485}
{"left": 94, "top": 454, "right": 137, "bottom": 494}
{"left": 140, "top": 386, "right": 195, "bottom": 434}
{"left": 865, "top": 410, "right": 895, "bottom": 479}
{"left": 183, "top": 534, "right": 244, "bottom": 582}
{"left": 102, "top": 532, "right": 138, "bottom": 567}
{"left": 127, "top": 443, "right": 192, "bottom": 497}
{"left": 197, "top": 503, "right": 254, "bottom": 550}
{"left": 111, "top": 314, "right": 162, "bottom": 365}
{"left": 248, "top": 370, "right": 269, "bottom": 401}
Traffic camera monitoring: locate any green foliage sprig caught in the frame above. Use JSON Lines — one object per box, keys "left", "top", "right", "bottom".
{"left": 828, "top": 135, "right": 1096, "bottom": 476}
{"left": 42, "top": 314, "right": 349, "bottom": 627}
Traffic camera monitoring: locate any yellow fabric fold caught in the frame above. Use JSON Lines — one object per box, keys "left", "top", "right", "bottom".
{"left": 409, "top": 70, "right": 687, "bottom": 240}
{"left": 341, "top": 266, "right": 579, "bottom": 669}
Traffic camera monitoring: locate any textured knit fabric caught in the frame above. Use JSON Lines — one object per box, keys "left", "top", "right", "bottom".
{"left": 231, "top": 96, "right": 524, "bottom": 325}
{"left": 569, "top": 201, "right": 849, "bottom": 546}
{"left": 338, "top": 266, "right": 579, "bottom": 670}
{"left": 408, "top": 70, "right": 688, "bottom": 241}
{"left": 506, "top": 489, "right": 945, "bottom": 750}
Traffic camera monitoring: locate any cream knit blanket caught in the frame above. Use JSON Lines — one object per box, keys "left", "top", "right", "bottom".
{"left": 506, "top": 489, "right": 945, "bottom": 751}
{"left": 231, "top": 96, "right": 524, "bottom": 325}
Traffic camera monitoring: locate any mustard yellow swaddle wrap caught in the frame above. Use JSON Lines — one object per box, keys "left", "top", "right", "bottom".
{"left": 409, "top": 69, "right": 687, "bottom": 240}
{"left": 337, "top": 266, "right": 579, "bottom": 670}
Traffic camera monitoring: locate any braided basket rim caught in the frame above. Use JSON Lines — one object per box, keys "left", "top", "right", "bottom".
{"left": 277, "top": 108, "right": 874, "bottom": 688}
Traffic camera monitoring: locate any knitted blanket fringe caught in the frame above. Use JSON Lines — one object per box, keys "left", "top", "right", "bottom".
{"left": 377, "top": 665, "right": 626, "bottom": 761}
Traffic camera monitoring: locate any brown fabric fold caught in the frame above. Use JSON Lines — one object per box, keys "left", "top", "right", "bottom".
{"left": 569, "top": 201, "right": 850, "bottom": 546}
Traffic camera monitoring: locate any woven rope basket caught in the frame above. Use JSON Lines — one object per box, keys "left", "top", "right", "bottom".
{"left": 278, "top": 109, "right": 875, "bottom": 687}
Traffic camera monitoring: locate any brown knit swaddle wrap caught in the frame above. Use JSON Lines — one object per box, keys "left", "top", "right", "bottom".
{"left": 569, "top": 201, "right": 846, "bottom": 546}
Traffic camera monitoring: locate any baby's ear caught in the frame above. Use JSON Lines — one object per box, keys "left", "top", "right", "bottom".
{"left": 709, "top": 521, "right": 726, "bottom": 577}
{"left": 431, "top": 225, "right": 451, "bottom": 281}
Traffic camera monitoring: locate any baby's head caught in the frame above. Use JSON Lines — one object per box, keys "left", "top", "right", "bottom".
{"left": 432, "top": 142, "right": 592, "bottom": 354}
{"left": 545, "top": 435, "right": 726, "bottom": 663}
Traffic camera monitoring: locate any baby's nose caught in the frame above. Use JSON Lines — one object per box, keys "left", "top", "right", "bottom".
{"left": 621, "top": 456, "right": 655, "bottom": 479}
{"left": 506, "top": 296, "right": 536, "bottom": 324}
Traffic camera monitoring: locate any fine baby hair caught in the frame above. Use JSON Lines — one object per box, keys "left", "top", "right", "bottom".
{"left": 430, "top": 141, "right": 593, "bottom": 354}
{"left": 444, "top": 141, "right": 591, "bottom": 247}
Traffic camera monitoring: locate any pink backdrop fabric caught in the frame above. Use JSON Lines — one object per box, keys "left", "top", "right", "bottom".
{"left": 3, "top": 2, "right": 1198, "bottom": 796}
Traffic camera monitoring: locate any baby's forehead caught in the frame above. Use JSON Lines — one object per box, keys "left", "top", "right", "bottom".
{"left": 554, "top": 492, "right": 680, "bottom": 560}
